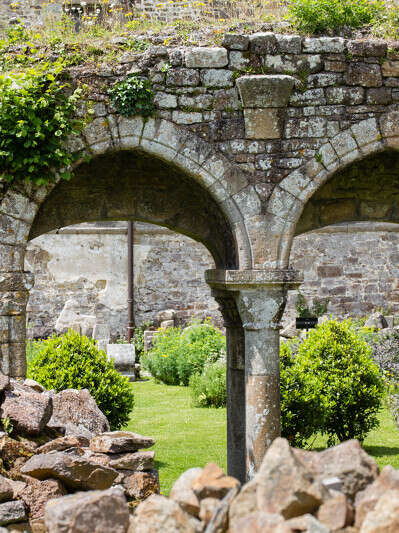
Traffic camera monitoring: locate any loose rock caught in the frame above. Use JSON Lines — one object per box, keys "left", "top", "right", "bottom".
{"left": 90, "top": 431, "right": 154, "bottom": 454}
{"left": 0, "top": 501, "right": 26, "bottom": 526}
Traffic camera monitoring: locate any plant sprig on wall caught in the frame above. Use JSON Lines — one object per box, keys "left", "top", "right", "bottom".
{"left": 109, "top": 74, "right": 155, "bottom": 118}
{"left": 0, "top": 61, "right": 84, "bottom": 185}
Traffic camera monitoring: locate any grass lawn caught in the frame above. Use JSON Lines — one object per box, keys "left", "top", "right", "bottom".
{"left": 128, "top": 379, "right": 399, "bottom": 495}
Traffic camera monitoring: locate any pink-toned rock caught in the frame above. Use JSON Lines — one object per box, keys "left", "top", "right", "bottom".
{"left": 360, "top": 489, "right": 399, "bottom": 532}
{"left": 229, "top": 512, "right": 284, "bottom": 533}
{"left": 82, "top": 449, "right": 111, "bottom": 467}
{"left": 20, "top": 450, "right": 118, "bottom": 490}
{"left": 275, "top": 513, "right": 330, "bottom": 532}
{"left": 19, "top": 478, "right": 67, "bottom": 521}
{"left": 170, "top": 467, "right": 202, "bottom": 517}
{"left": 109, "top": 451, "right": 155, "bottom": 471}
{"left": 0, "top": 386, "right": 52, "bottom": 436}
{"left": 294, "top": 440, "right": 379, "bottom": 499}
{"left": 90, "top": 431, "right": 154, "bottom": 454}
{"left": 23, "top": 379, "right": 46, "bottom": 393}
{"left": 0, "top": 475, "right": 13, "bottom": 503}
{"left": 129, "top": 494, "right": 201, "bottom": 533}
{"left": 47, "top": 389, "right": 109, "bottom": 435}
{"left": 122, "top": 470, "right": 160, "bottom": 500}
{"left": 45, "top": 488, "right": 129, "bottom": 533}
{"left": 256, "top": 438, "right": 328, "bottom": 519}
{"left": 229, "top": 479, "right": 258, "bottom": 527}
{"left": 36, "top": 436, "right": 89, "bottom": 454}
{"left": 317, "top": 491, "right": 354, "bottom": 531}
{"left": 198, "top": 497, "right": 219, "bottom": 524}
{"left": 355, "top": 465, "right": 399, "bottom": 528}
{"left": 191, "top": 463, "right": 240, "bottom": 500}
{"left": 0, "top": 435, "right": 35, "bottom": 470}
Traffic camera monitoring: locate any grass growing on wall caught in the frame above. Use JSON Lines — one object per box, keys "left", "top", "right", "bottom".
{"left": 129, "top": 379, "right": 399, "bottom": 494}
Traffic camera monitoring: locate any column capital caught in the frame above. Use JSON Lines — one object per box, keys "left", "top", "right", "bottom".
{"left": 205, "top": 268, "right": 303, "bottom": 291}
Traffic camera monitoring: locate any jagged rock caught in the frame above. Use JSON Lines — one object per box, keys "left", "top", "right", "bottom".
{"left": 36, "top": 436, "right": 89, "bottom": 454}
{"left": 355, "top": 465, "right": 399, "bottom": 528}
{"left": 229, "top": 479, "right": 258, "bottom": 527}
{"left": 20, "top": 450, "right": 118, "bottom": 490}
{"left": 122, "top": 470, "right": 160, "bottom": 500}
{"left": 280, "top": 320, "right": 299, "bottom": 339}
{"left": 0, "top": 435, "right": 35, "bottom": 470}
{"left": 0, "top": 475, "right": 13, "bottom": 503}
{"left": 170, "top": 467, "right": 202, "bottom": 517}
{"left": 199, "top": 497, "right": 219, "bottom": 524}
{"left": 47, "top": 389, "right": 109, "bottom": 435}
{"left": 23, "top": 380, "right": 46, "bottom": 394}
{"left": 359, "top": 489, "right": 399, "bottom": 532}
{"left": 18, "top": 478, "right": 66, "bottom": 521}
{"left": 204, "top": 486, "right": 239, "bottom": 533}
{"left": 294, "top": 440, "right": 379, "bottom": 499}
{"left": 130, "top": 494, "right": 201, "bottom": 533}
{"left": 63, "top": 423, "right": 94, "bottom": 441}
{"left": 229, "top": 511, "right": 284, "bottom": 533}
{"left": 192, "top": 464, "right": 240, "bottom": 500}
{"left": 90, "top": 432, "right": 154, "bottom": 454}
{"left": 82, "top": 449, "right": 111, "bottom": 467}
{"left": 275, "top": 514, "right": 330, "bottom": 532}
{"left": 0, "top": 501, "right": 27, "bottom": 526}
{"left": 317, "top": 491, "right": 354, "bottom": 530}
{"left": 0, "top": 385, "right": 52, "bottom": 436}
{"left": 44, "top": 488, "right": 129, "bottom": 533}
{"left": 109, "top": 451, "right": 155, "bottom": 471}
{"left": 256, "top": 438, "right": 328, "bottom": 519}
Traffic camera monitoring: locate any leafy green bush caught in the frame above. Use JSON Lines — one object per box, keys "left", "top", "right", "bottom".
{"left": 28, "top": 330, "right": 134, "bottom": 430}
{"left": 109, "top": 74, "right": 155, "bottom": 118}
{"left": 189, "top": 361, "right": 226, "bottom": 408}
{"left": 144, "top": 320, "right": 226, "bottom": 386}
{"left": 281, "top": 319, "right": 384, "bottom": 446}
{"left": 0, "top": 62, "right": 83, "bottom": 185}
{"left": 287, "top": 0, "right": 383, "bottom": 34}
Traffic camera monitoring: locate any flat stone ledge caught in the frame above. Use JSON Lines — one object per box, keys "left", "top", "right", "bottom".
{"left": 205, "top": 269, "right": 303, "bottom": 290}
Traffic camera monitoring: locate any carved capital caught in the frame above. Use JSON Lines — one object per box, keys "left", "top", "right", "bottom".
{"left": 211, "top": 289, "right": 242, "bottom": 329}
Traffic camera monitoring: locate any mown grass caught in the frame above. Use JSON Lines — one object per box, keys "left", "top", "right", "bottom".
{"left": 128, "top": 379, "right": 399, "bottom": 494}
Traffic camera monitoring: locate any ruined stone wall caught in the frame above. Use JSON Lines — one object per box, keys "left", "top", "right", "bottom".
{"left": 25, "top": 221, "right": 399, "bottom": 338}
{"left": 25, "top": 222, "right": 219, "bottom": 339}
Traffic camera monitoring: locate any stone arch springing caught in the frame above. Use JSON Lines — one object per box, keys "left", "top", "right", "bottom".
{"left": 265, "top": 112, "right": 399, "bottom": 269}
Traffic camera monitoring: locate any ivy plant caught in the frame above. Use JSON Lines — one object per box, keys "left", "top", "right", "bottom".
{"left": 0, "top": 61, "right": 83, "bottom": 185}
{"left": 109, "top": 74, "right": 155, "bottom": 118}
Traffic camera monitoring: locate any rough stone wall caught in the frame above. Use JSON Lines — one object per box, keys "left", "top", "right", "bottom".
{"left": 25, "top": 222, "right": 219, "bottom": 339}
{"left": 26, "top": 220, "right": 399, "bottom": 337}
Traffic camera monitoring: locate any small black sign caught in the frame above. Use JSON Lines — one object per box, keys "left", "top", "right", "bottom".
{"left": 296, "top": 317, "right": 318, "bottom": 330}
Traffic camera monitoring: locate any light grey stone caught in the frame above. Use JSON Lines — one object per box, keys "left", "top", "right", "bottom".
{"left": 237, "top": 75, "right": 295, "bottom": 108}
{"left": 200, "top": 69, "right": 233, "bottom": 88}
{"left": 0, "top": 501, "right": 26, "bottom": 526}
{"left": 185, "top": 47, "right": 228, "bottom": 68}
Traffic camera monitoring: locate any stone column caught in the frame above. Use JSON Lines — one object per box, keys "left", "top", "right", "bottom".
{"left": 206, "top": 269, "right": 302, "bottom": 480}
{"left": 212, "top": 289, "right": 246, "bottom": 484}
{"left": 0, "top": 272, "right": 34, "bottom": 378}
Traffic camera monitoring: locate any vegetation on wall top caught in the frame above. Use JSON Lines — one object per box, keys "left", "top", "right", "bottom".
{"left": 0, "top": 61, "right": 84, "bottom": 185}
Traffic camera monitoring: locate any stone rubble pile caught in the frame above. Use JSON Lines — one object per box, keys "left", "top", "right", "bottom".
{"left": 37, "top": 437, "right": 399, "bottom": 533}
{"left": 0, "top": 375, "right": 159, "bottom": 532}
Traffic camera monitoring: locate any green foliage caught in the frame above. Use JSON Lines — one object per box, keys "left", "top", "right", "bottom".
{"left": 281, "top": 319, "right": 385, "bottom": 446}
{"left": 144, "top": 319, "right": 226, "bottom": 386}
{"left": 0, "top": 62, "right": 83, "bottom": 185}
{"left": 27, "top": 330, "right": 135, "bottom": 430}
{"left": 372, "top": 4, "right": 399, "bottom": 39}
{"left": 295, "top": 291, "right": 329, "bottom": 318}
{"left": 189, "top": 361, "right": 226, "bottom": 408}
{"left": 109, "top": 74, "right": 155, "bottom": 118}
{"left": 287, "top": 0, "right": 384, "bottom": 34}
{"left": 133, "top": 321, "right": 153, "bottom": 362}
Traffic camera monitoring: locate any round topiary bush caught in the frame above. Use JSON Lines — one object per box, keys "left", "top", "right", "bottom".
{"left": 28, "top": 330, "right": 135, "bottom": 430}
{"left": 281, "top": 319, "right": 385, "bottom": 446}
{"left": 143, "top": 319, "right": 225, "bottom": 386}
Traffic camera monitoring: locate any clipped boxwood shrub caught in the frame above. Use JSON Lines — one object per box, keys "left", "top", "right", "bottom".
{"left": 189, "top": 361, "right": 226, "bottom": 408}
{"left": 143, "top": 320, "right": 226, "bottom": 386}
{"left": 28, "top": 330, "right": 134, "bottom": 430}
{"left": 282, "top": 319, "right": 384, "bottom": 446}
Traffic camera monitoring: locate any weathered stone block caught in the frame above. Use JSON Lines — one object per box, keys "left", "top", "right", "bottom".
{"left": 330, "top": 130, "right": 358, "bottom": 158}
{"left": 249, "top": 32, "right": 277, "bottom": 54}
{"left": 382, "top": 60, "right": 399, "bottom": 77}
{"left": 185, "top": 47, "right": 228, "bottom": 68}
{"left": 289, "top": 88, "right": 326, "bottom": 106}
{"left": 172, "top": 111, "right": 202, "bottom": 124}
{"left": 367, "top": 87, "right": 392, "bottom": 104}
{"left": 285, "top": 117, "right": 326, "bottom": 138}
{"left": 154, "top": 92, "right": 178, "bottom": 109}
{"left": 303, "top": 37, "right": 344, "bottom": 53}
{"left": 351, "top": 118, "right": 380, "bottom": 147}
{"left": 346, "top": 62, "right": 382, "bottom": 87}
{"left": 236, "top": 75, "right": 295, "bottom": 108}
{"left": 222, "top": 33, "right": 249, "bottom": 50}
{"left": 275, "top": 34, "right": 302, "bottom": 54}
{"left": 380, "top": 111, "right": 399, "bottom": 138}
{"left": 200, "top": 69, "right": 233, "bottom": 88}
{"left": 264, "top": 54, "right": 322, "bottom": 74}
{"left": 229, "top": 51, "right": 250, "bottom": 70}
{"left": 326, "top": 87, "right": 364, "bottom": 104}
{"left": 166, "top": 68, "right": 200, "bottom": 86}
{"left": 243, "top": 109, "right": 282, "bottom": 139}
{"left": 347, "top": 39, "right": 387, "bottom": 57}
